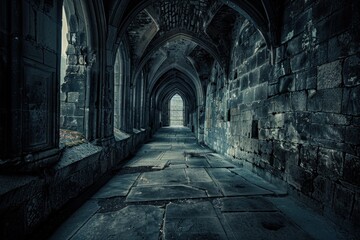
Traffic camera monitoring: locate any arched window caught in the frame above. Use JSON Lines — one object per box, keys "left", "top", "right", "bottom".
{"left": 114, "top": 47, "right": 123, "bottom": 131}
{"left": 170, "top": 94, "right": 184, "bottom": 126}
{"left": 59, "top": 0, "right": 88, "bottom": 145}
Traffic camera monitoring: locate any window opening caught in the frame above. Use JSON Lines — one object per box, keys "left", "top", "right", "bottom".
{"left": 170, "top": 94, "right": 184, "bottom": 126}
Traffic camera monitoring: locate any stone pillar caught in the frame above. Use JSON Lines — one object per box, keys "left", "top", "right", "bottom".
{"left": 197, "top": 105, "right": 205, "bottom": 143}
{"left": 0, "top": 1, "right": 62, "bottom": 172}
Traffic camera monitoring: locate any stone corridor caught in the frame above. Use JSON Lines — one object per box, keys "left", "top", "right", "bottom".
{"left": 50, "top": 127, "right": 347, "bottom": 240}
{"left": 1, "top": 0, "right": 360, "bottom": 239}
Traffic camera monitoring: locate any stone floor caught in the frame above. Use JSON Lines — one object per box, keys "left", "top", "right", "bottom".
{"left": 50, "top": 127, "right": 350, "bottom": 240}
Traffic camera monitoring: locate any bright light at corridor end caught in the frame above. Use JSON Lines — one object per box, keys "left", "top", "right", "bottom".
{"left": 170, "top": 94, "right": 184, "bottom": 126}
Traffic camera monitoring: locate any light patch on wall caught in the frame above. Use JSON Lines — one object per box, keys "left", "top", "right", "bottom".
{"left": 61, "top": 7, "right": 68, "bottom": 57}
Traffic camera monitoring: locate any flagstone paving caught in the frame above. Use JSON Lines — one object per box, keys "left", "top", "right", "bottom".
{"left": 50, "top": 127, "right": 350, "bottom": 240}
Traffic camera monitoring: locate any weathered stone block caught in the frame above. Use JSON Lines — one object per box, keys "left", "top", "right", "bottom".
{"left": 318, "top": 148, "right": 344, "bottom": 179}
{"left": 272, "top": 93, "right": 291, "bottom": 112}
{"left": 274, "top": 59, "right": 291, "bottom": 80}
{"left": 259, "top": 128, "right": 268, "bottom": 140}
{"left": 290, "top": 52, "right": 309, "bottom": 73}
{"left": 332, "top": 183, "right": 354, "bottom": 219}
{"left": 271, "top": 113, "right": 285, "bottom": 128}
{"left": 63, "top": 116, "right": 84, "bottom": 132}
{"left": 268, "top": 83, "right": 279, "bottom": 97}
{"left": 67, "top": 55, "right": 78, "bottom": 65}
{"left": 279, "top": 75, "right": 295, "bottom": 93}
{"left": 295, "top": 72, "right": 307, "bottom": 91}
{"left": 307, "top": 88, "right": 342, "bottom": 113}
{"left": 284, "top": 121, "right": 303, "bottom": 143}
{"left": 313, "top": 41, "right": 328, "bottom": 66}
{"left": 286, "top": 34, "right": 303, "bottom": 56}
{"left": 66, "top": 44, "right": 76, "bottom": 55}
{"left": 254, "top": 83, "right": 268, "bottom": 101}
{"left": 311, "top": 112, "right": 350, "bottom": 125}
{"left": 317, "top": 60, "right": 342, "bottom": 89}
{"left": 294, "top": 8, "right": 312, "bottom": 36}
{"left": 259, "top": 140, "right": 273, "bottom": 155}
{"left": 242, "top": 88, "right": 254, "bottom": 104}
{"left": 343, "top": 154, "right": 360, "bottom": 185}
{"left": 299, "top": 145, "right": 318, "bottom": 172}
{"left": 345, "top": 126, "right": 360, "bottom": 145}
{"left": 61, "top": 76, "right": 85, "bottom": 93}
{"left": 290, "top": 91, "right": 307, "bottom": 111}
{"left": 247, "top": 55, "right": 257, "bottom": 70}
{"left": 343, "top": 54, "right": 360, "bottom": 87}
{"left": 306, "top": 68, "right": 317, "bottom": 89}
{"left": 342, "top": 85, "right": 360, "bottom": 115}
{"left": 25, "top": 192, "right": 47, "bottom": 229}
{"left": 256, "top": 48, "right": 267, "bottom": 66}
{"left": 312, "top": 176, "right": 334, "bottom": 204}
{"left": 67, "top": 92, "right": 80, "bottom": 103}
{"left": 60, "top": 92, "right": 66, "bottom": 102}
{"left": 249, "top": 69, "right": 259, "bottom": 87}
{"left": 61, "top": 102, "right": 76, "bottom": 115}
{"left": 286, "top": 165, "right": 314, "bottom": 194}
{"left": 310, "top": 123, "right": 344, "bottom": 142}
{"left": 274, "top": 141, "right": 298, "bottom": 172}
{"left": 259, "top": 64, "right": 272, "bottom": 83}
{"left": 328, "top": 32, "right": 359, "bottom": 62}
{"left": 240, "top": 74, "right": 249, "bottom": 91}
{"left": 275, "top": 45, "right": 286, "bottom": 63}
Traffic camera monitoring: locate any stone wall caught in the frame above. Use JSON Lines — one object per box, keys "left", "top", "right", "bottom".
{"left": 0, "top": 130, "right": 148, "bottom": 239}
{"left": 205, "top": 0, "right": 360, "bottom": 227}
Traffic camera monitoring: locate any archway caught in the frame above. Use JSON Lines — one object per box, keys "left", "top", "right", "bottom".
{"left": 169, "top": 94, "right": 184, "bottom": 126}
{"left": 59, "top": 0, "right": 89, "bottom": 145}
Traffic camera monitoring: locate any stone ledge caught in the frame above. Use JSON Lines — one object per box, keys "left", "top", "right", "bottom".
{"left": 0, "top": 129, "right": 149, "bottom": 239}
{"left": 0, "top": 139, "right": 129, "bottom": 239}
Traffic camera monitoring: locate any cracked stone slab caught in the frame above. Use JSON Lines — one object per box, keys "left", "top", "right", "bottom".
{"left": 124, "top": 151, "right": 163, "bottom": 167}
{"left": 164, "top": 218, "right": 228, "bottom": 239}
{"left": 218, "top": 197, "right": 277, "bottom": 212}
{"left": 230, "top": 169, "right": 287, "bottom": 195}
{"left": 125, "top": 185, "right": 207, "bottom": 202}
{"left": 136, "top": 169, "right": 187, "bottom": 186}
{"left": 215, "top": 180, "right": 274, "bottom": 197}
{"left": 167, "top": 163, "right": 187, "bottom": 169}
{"left": 166, "top": 201, "right": 217, "bottom": 218}
{"left": 91, "top": 173, "right": 139, "bottom": 199}
{"left": 166, "top": 158, "right": 186, "bottom": 165}
{"left": 164, "top": 202, "right": 228, "bottom": 240}
{"left": 186, "top": 181, "right": 223, "bottom": 197}
{"left": 145, "top": 144, "right": 172, "bottom": 150}
{"left": 50, "top": 200, "right": 100, "bottom": 240}
{"left": 206, "top": 154, "right": 237, "bottom": 168}
{"left": 206, "top": 168, "right": 246, "bottom": 181}
{"left": 224, "top": 212, "right": 313, "bottom": 240}
{"left": 185, "top": 168, "right": 213, "bottom": 182}
{"left": 162, "top": 154, "right": 185, "bottom": 161}
{"left": 71, "top": 205, "right": 164, "bottom": 240}
{"left": 186, "top": 156, "right": 211, "bottom": 168}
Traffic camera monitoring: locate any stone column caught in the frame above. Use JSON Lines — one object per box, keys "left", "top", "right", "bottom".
{"left": 0, "top": 1, "right": 62, "bottom": 172}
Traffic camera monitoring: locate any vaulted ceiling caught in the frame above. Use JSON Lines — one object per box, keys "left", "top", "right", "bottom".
{"left": 106, "top": 0, "right": 280, "bottom": 107}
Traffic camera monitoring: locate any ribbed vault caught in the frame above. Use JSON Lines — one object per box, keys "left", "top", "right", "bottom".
{"left": 105, "top": 0, "right": 281, "bottom": 137}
